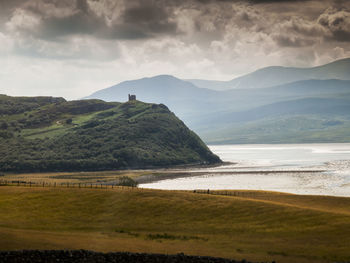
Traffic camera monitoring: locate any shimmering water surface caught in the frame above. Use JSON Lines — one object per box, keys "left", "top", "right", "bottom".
{"left": 140, "top": 143, "right": 350, "bottom": 196}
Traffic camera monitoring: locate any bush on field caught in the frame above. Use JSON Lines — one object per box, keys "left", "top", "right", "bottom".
{"left": 117, "top": 176, "right": 138, "bottom": 187}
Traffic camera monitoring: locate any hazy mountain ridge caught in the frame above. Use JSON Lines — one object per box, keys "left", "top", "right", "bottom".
{"left": 85, "top": 75, "right": 218, "bottom": 102}
{"left": 186, "top": 58, "right": 350, "bottom": 90}
{"left": 85, "top": 58, "right": 350, "bottom": 144}
{"left": 84, "top": 75, "right": 226, "bottom": 119}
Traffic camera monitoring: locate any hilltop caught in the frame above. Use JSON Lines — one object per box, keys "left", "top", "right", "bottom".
{"left": 0, "top": 95, "right": 221, "bottom": 172}
{"left": 83, "top": 75, "right": 221, "bottom": 119}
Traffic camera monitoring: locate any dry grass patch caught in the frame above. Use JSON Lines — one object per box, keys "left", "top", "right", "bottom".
{"left": 1, "top": 170, "right": 151, "bottom": 184}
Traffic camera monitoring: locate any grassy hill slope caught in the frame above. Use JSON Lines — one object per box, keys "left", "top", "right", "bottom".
{"left": 0, "top": 95, "right": 220, "bottom": 172}
{"left": 1, "top": 187, "right": 350, "bottom": 263}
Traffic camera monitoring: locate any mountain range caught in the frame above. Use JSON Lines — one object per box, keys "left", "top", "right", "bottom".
{"left": 187, "top": 58, "right": 350, "bottom": 90}
{"left": 85, "top": 58, "right": 350, "bottom": 144}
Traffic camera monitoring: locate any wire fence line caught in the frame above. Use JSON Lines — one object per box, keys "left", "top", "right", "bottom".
{"left": 192, "top": 189, "right": 266, "bottom": 198}
{"left": 0, "top": 179, "right": 256, "bottom": 198}
{"left": 0, "top": 179, "right": 140, "bottom": 190}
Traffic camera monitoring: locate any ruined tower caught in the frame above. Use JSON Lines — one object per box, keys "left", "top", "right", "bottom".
{"left": 128, "top": 94, "right": 136, "bottom": 101}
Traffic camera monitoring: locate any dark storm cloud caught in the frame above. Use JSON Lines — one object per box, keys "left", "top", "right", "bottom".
{"left": 195, "top": 0, "right": 309, "bottom": 3}
{"left": 6, "top": 0, "right": 179, "bottom": 40}
{"left": 38, "top": 11, "right": 99, "bottom": 39}
{"left": 2, "top": 0, "right": 350, "bottom": 62}
{"left": 122, "top": 4, "right": 177, "bottom": 35}
{"left": 4, "top": 0, "right": 349, "bottom": 42}
{"left": 273, "top": 35, "right": 316, "bottom": 47}
{"left": 247, "top": 0, "right": 312, "bottom": 3}
{"left": 0, "top": 0, "right": 26, "bottom": 11}
{"left": 317, "top": 8, "right": 350, "bottom": 42}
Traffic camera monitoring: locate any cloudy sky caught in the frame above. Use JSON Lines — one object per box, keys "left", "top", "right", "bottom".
{"left": 0, "top": 0, "right": 349, "bottom": 99}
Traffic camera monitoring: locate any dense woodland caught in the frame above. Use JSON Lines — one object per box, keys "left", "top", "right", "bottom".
{"left": 0, "top": 95, "right": 221, "bottom": 172}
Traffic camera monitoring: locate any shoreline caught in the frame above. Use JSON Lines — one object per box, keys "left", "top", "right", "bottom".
{"left": 136, "top": 169, "right": 326, "bottom": 184}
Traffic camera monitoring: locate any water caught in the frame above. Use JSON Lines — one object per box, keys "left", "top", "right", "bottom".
{"left": 140, "top": 143, "right": 350, "bottom": 196}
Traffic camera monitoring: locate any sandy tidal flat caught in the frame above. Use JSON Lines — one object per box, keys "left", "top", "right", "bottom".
{"left": 140, "top": 144, "right": 350, "bottom": 196}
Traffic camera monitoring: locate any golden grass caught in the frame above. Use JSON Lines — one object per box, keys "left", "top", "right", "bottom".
{"left": 1, "top": 170, "right": 150, "bottom": 184}
{"left": 1, "top": 186, "right": 350, "bottom": 263}
{"left": 199, "top": 190, "right": 350, "bottom": 216}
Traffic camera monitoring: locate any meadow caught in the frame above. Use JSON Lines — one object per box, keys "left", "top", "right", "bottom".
{"left": 1, "top": 185, "right": 350, "bottom": 263}
{"left": 0, "top": 170, "right": 148, "bottom": 184}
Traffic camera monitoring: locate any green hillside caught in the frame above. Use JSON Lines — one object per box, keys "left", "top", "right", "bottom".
{"left": 203, "top": 115, "right": 350, "bottom": 144}
{"left": 0, "top": 95, "right": 221, "bottom": 172}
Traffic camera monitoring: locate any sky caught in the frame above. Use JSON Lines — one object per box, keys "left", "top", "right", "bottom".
{"left": 0, "top": 0, "right": 350, "bottom": 100}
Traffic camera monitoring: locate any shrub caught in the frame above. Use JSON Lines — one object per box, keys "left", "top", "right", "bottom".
{"left": 117, "top": 176, "right": 138, "bottom": 187}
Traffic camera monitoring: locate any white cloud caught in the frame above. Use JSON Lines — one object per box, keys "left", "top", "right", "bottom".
{"left": 0, "top": 32, "right": 13, "bottom": 55}
{"left": 6, "top": 8, "right": 41, "bottom": 33}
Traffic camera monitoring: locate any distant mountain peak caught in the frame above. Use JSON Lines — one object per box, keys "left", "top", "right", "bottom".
{"left": 149, "top": 74, "right": 178, "bottom": 79}
{"left": 186, "top": 57, "right": 350, "bottom": 90}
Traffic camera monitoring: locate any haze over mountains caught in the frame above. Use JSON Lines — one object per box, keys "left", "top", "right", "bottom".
{"left": 85, "top": 58, "right": 350, "bottom": 144}
{"left": 187, "top": 58, "right": 350, "bottom": 90}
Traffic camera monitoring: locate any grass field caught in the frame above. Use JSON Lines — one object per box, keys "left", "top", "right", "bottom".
{"left": 0, "top": 170, "right": 153, "bottom": 184}
{"left": 1, "top": 186, "right": 350, "bottom": 263}
{"left": 0, "top": 169, "right": 204, "bottom": 185}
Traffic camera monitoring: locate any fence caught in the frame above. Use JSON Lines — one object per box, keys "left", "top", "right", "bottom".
{"left": 0, "top": 179, "right": 138, "bottom": 190}
{"left": 192, "top": 189, "right": 264, "bottom": 198}
{"left": 0, "top": 180, "right": 259, "bottom": 198}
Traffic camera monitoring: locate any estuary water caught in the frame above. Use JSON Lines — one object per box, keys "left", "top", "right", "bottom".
{"left": 140, "top": 143, "right": 350, "bottom": 196}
